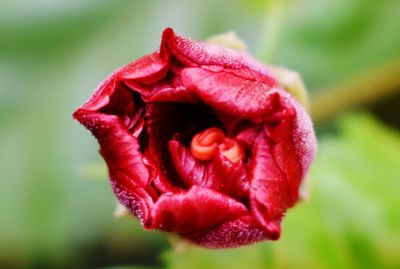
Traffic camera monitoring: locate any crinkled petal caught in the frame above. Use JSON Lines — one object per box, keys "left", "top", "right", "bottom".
{"left": 235, "top": 125, "right": 262, "bottom": 149}
{"left": 248, "top": 90, "right": 316, "bottom": 237}
{"left": 168, "top": 140, "right": 249, "bottom": 200}
{"left": 73, "top": 110, "right": 152, "bottom": 222}
{"left": 133, "top": 83, "right": 198, "bottom": 103}
{"left": 73, "top": 111, "right": 148, "bottom": 188}
{"left": 82, "top": 52, "right": 169, "bottom": 112}
{"left": 265, "top": 89, "right": 317, "bottom": 203}
{"left": 80, "top": 73, "right": 119, "bottom": 111}
{"left": 143, "top": 102, "right": 223, "bottom": 192}
{"left": 149, "top": 186, "right": 248, "bottom": 233}
{"left": 161, "top": 27, "right": 276, "bottom": 82}
{"left": 181, "top": 67, "right": 280, "bottom": 122}
{"left": 142, "top": 150, "right": 182, "bottom": 195}
{"left": 211, "top": 152, "right": 249, "bottom": 200}
{"left": 168, "top": 140, "right": 212, "bottom": 188}
{"left": 143, "top": 103, "right": 192, "bottom": 191}
{"left": 121, "top": 51, "right": 170, "bottom": 84}
{"left": 110, "top": 173, "right": 153, "bottom": 225}
{"left": 249, "top": 132, "right": 290, "bottom": 238}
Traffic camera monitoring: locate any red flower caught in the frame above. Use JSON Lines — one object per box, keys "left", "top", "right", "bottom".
{"left": 73, "top": 28, "right": 317, "bottom": 248}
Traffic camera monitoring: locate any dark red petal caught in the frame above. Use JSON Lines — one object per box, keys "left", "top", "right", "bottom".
{"left": 98, "top": 84, "right": 144, "bottom": 131}
{"left": 72, "top": 52, "right": 171, "bottom": 221}
{"left": 161, "top": 28, "right": 276, "bottom": 83}
{"left": 73, "top": 110, "right": 148, "bottom": 187}
{"left": 168, "top": 140, "right": 211, "bottom": 188}
{"left": 146, "top": 86, "right": 197, "bottom": 103}
{"left": 149, "top": 186, "right": 248, "bottom": 233}
{"left": 181, "top": 67, "right": 280, "bottom": 122}
{"left": 81, "top": 52, "right": 169, "bottom": 112}
{"left": 121, "top": 51, "right": 170, "bottom": 84}
{"left": 235, "top": 125, "right": 262, "bottom": 149}
{"left": 211, "top": 151, "right": 249, "bottom": 200}
{"left": 185, "top": 215, "right": 269, "bottom": 248}
{"left": 249, "top": 132, "right": 290, "bottom": 236}
{"left": 122, "top": 55, "right": 198, "bottom": 103}
{"left": 110, "top": 173, "right": 153, "bottom": 225}
{"left": 144, "top": 102, "right": 225, "bottom": 192}
{"left": 143, "top": 103, "right": 190, "bottom": 191}
{"left": 213, "top": 112, "right": 243, "bottom": 135}
{"left": 134, "top": 83, "right": 197, "bottom": 103}
{"left": 246, "top": 90, "right": 316, "bottom": 236}
{"left": 142, "top": 148, "right": 183, "bottom": 195}
{"left": 73, "top": 110, "right": 153, "bottom": 222}
{"left": 267, "top": 120, "right": 303, "bottom": 204}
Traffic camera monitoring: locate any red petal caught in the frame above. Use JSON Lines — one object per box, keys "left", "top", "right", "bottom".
{"left": 168, "top": 140, "right": 213, "bottom": 188}
{"left": 136, "top": 83, "right": 197, "bottom": 103}
{"left": 81, "top": 52, "right": 169, "bottom": 112}
{"left": 79, "top": 73, "right": 118, "bottom": 111}
{"left": 168, "top": 140, "right": 249, "bottom": 200}
{"left": 235, "top": 125, "right": 262, "bottom": 149}
{"left": 72, "top": 52, "right": 171, "bottom": 222}
{"left": 143, "top": 103, "right": 190, "bottom": 191}
{"left": 123, "top": 72, "right": 196, "bottom": 103}
{"left": 73, "top": 110, "right": 153, "bottom": 223}
{"left": 110, "top": 172, "right": 153, "bottom": 226}
{"left": 149, "top": 186, "right": 248, "bottom": 233}
{"left": 211, "top": 152, "right": 249, "bottom": 200}
{"left": 73, "top": 111, "right": 148, "bottom": 187}
{"left": 121, "top": 51, "right": 169, "bottom": 84}
{"left": 265, "top": 90, "right": 317, "bottom": 203}
{"left": 248, "top": 132, "right": 290, "bottom": 236}
{"left": 247, "top": 90, "right": 316, "bottom": 236}
{"left": 161, "top": 28, "right": 276, "bottom": 83}
{"left": 181, "top": 67, "right": 279, "bottom": 122}
{"left": 142, "top": 150, "right": 182, "bottom": 195}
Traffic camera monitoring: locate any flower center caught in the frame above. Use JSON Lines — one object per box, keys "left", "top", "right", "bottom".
{"left": 190, "top": 127, "right": 245, "bottom": 163}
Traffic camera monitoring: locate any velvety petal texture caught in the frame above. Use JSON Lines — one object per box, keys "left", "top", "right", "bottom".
{"left": 73, "top": 28, "right": 317, "bottom": 248}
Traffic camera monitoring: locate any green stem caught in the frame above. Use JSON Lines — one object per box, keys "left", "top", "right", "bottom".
{"left": 311, "top": 57, "right": 400, "bottom": 123}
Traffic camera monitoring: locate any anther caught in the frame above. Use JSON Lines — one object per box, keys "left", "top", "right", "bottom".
{"left": 219, "top": 138, "right": 245, "bottom": 163}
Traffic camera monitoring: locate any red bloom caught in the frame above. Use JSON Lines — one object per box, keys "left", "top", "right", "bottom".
{"left": 73, "top": 28, "right": 317, "bottom": 248}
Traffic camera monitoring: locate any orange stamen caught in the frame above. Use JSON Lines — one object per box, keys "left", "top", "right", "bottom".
{"left": 190, "top": 127, "right": 225, "bottom": 161}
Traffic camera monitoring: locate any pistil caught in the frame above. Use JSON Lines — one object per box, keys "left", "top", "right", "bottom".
{"left": 190, "top": 127, "right": 225, "bottom": 161}
{"left": 190, "top": 127, "right": 245, "bottom": 163}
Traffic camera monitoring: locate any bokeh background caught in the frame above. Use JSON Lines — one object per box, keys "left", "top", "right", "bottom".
{"left": 1, "top": 0, "right": 400, "bottom": 268}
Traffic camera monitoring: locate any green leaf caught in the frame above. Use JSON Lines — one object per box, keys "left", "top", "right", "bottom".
{"left": 163, "top": 113, "right": 400, "bottom": 269}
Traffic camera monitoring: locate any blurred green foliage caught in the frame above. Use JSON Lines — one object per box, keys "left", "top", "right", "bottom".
{"left": 273, "top": 0, "right": 400, "bottom": 91}
{"left": 239, "top": 0, "right": 400, "bottom": 92}
{"left": 0, "top": 0, "right": 399, "bottom": 268}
